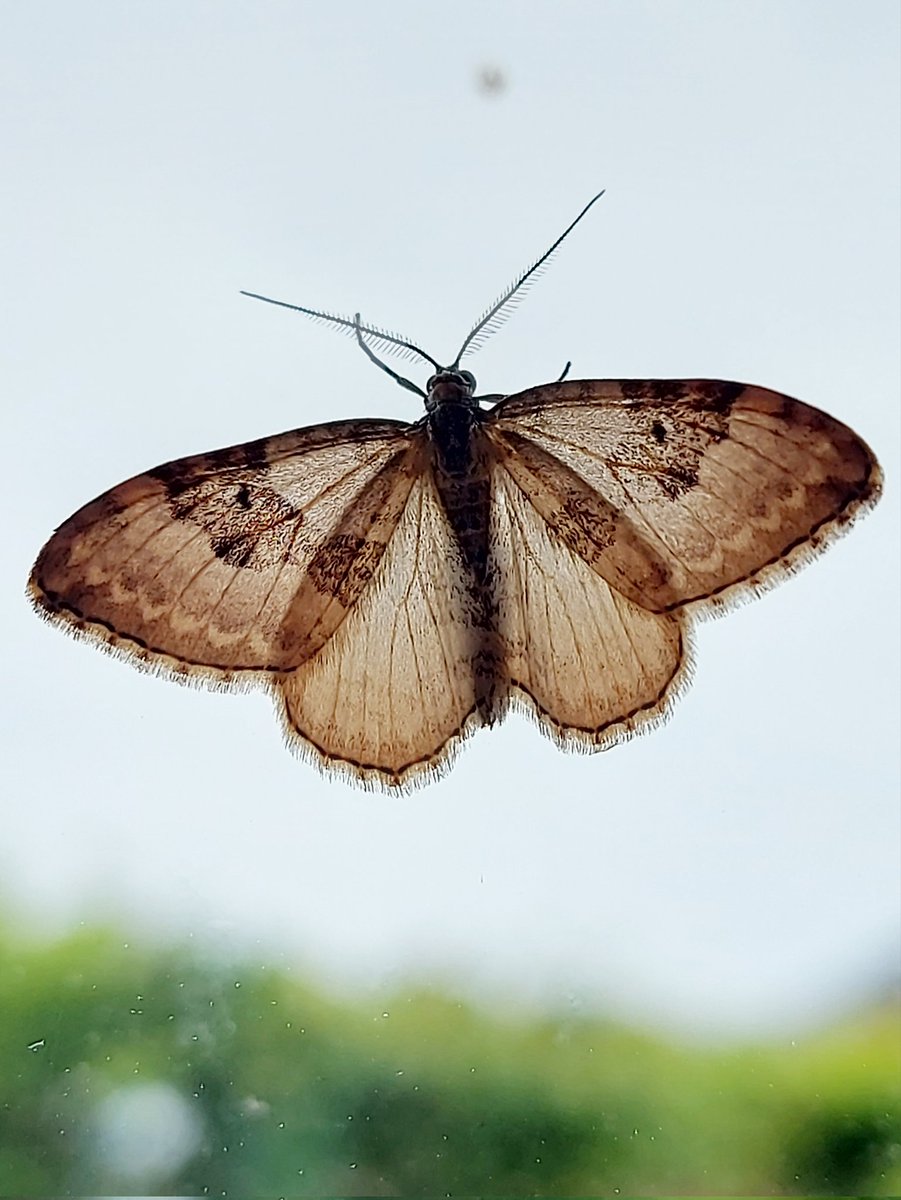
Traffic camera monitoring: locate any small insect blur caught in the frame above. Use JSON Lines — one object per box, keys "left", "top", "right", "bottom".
{"left": 29, "top": 195, "right": 882, "bottom": 789}
{"left": 475, "top": 65, "right": 507, "bottom": 96}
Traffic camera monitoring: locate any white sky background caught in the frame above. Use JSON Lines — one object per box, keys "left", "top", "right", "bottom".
{"left": 3, "top": 1, "right": 899, "bottom": 1041}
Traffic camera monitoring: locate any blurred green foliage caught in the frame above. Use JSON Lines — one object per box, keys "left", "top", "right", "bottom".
{"left": 0, "top": 918, "right": 898, "bottom": 1195}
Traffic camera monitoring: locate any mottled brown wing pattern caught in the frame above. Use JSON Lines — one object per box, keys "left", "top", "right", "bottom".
{"left": 489, "top": 380, "right": 882, "bottom": 614}
{"left": 30, "top": 419, "right": 421, "bottom": 678}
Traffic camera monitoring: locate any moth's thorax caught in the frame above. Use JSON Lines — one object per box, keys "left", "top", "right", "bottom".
{"left": 425, "top": 369, "right": 482, "bottom": 478}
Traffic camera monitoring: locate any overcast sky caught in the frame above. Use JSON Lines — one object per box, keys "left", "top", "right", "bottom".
{"left": 3, "top": 0, "right": 899, "bottom": 1040}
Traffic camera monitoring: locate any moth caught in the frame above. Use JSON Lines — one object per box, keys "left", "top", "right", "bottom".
{"left": 29, "top": 194, "right": 882, "bottom": 789}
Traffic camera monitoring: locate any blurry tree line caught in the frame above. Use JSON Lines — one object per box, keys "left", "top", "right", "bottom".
{"left": 0, "top": 917, "right": 898, "bottom": 1194}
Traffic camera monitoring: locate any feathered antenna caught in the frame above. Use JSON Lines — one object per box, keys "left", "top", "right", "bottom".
{"left": 239, "top": 291, "right": 441, "bottom": 372}
{"left": 450, "top": 190, "right": 605, "bottom": 368}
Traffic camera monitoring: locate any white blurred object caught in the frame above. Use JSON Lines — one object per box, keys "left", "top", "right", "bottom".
{"left": 92, "top": 1081, "right": 203, "bottom": 1186}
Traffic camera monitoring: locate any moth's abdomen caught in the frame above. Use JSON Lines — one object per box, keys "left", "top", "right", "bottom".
{"left": 429, "top": 420, "right": 504, "bottom": 726}
{"left": 434, "top": 472, "right": 493, "bottom": 586}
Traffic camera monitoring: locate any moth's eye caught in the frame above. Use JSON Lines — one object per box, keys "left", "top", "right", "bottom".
{"left": 459, "top": 370, "right": 477, "bottom": 390}
{"left": 425, "top": 375, "right": 438, "bottom": 392}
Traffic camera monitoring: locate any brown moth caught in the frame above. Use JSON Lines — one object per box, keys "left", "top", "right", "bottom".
{"left": 29, "top": 195, "right": 882, "bottom": 789}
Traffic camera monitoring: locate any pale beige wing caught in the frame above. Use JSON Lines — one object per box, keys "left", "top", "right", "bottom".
{"left": 279, "top": 469, "right": 489, "bottom": 788}
{"left": 489, "top": 463, "right": 687, "bottom": 748}
{"left": 489, "top": 379, "right": 881, "bottom": 613}
{"left": 30, "top": 419, "right": 422, "bottom": 680}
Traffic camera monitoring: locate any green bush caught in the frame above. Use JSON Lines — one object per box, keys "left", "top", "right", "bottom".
{"left": 0, "top": 920, "right": 897, "bottom": 1194}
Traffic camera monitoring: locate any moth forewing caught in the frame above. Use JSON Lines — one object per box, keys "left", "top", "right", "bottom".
{"left": 489, "top": 379, "right": 882, "bottom": 616}
{"left": 485, "top": 421, "right": 681, "bottom": 611}
{"left": 29, "top": 419, "right": 421, "bottom": 682}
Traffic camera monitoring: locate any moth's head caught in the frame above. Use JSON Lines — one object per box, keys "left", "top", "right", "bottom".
{"left": 424, "top": 368, "right": 478, "bottom": 413}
